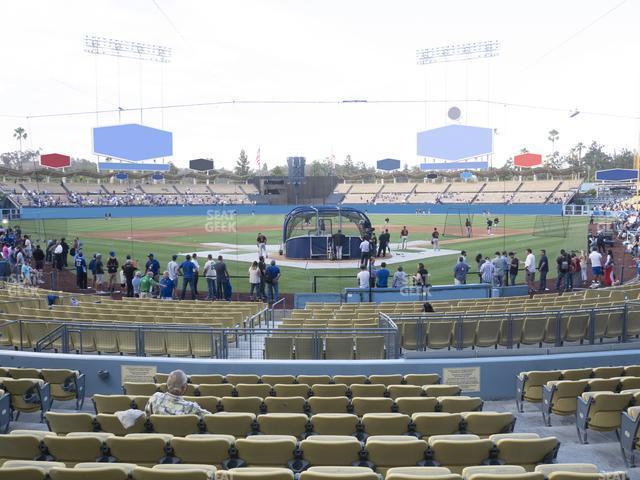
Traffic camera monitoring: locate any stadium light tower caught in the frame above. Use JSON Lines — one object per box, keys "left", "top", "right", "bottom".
{"left": 84, "top": 35, "right": 172, "bottom": 63}
{"left": 416, "top": 40, "right": 500, "bottom": 65}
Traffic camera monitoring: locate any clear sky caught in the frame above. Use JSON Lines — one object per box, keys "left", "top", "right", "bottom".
{"left": 1, "top": 0, "right": 638, "bottom": 170}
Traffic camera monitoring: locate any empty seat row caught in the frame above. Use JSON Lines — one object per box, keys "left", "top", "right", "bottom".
{"left": 46, "top": 411, "right": 509, "bottom": 439}
{"left": 150, "top": 373, "right": 441, "bottom": 387}
{"left": 0, "top": 368, "right": 85, "bottom": 408}
{"left": 93, "top": 394, "right": 483, "bottom": 417}
{"left": 400, "top": 310, "right": 637, "bottom": 351}
{"left": 516, "top": 365, "right": 640, "bottom": 412}
{"left": 122, "top": 382, "right": 460, "bottom": 399}
{"left": 264, "top": 335, "right": 386, "bottom": 360}
{"left": 215, "top": 464, "right": 624, "bottom": 480}
{"left": 542, "top": 378, "right": 640, "bottom": 425}
{"left": 0, "top": 461, "right": 216, "bottom": 480}
{"left": 0, "top": 431, "right": 559, "bottom": 475}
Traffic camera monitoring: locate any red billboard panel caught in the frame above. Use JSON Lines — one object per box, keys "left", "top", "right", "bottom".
{"left": 40, "top": 153, "right": 71, "bottom": 169}
{"left": 514, "top": 153, "right": 542, "bottom": 168}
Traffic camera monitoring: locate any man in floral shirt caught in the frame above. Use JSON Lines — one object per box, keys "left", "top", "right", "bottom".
{"left": 145, "top": 370, "right": 210, "bottom": 417}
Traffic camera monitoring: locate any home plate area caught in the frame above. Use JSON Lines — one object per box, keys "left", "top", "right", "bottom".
{"left": 184, "top": 242, "right": 460, "bottom": 269}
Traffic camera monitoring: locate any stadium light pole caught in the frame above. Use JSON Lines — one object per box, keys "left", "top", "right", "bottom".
{"left": 84, "top": 35, "right": 172, "bottom": 122}
{"left": 84, "top": 35, "right": 172, "bottom": 63}
{"left": 416, "top": 40, "right": 500, "bottom": 65}
{"left": 416, "top": 40, "right": 500, "bottom": 167}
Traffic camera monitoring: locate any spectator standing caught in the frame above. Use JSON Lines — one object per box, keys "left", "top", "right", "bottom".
{"left": 501, "top": 251, "right": 509, "bottom": 286}
{"left": 23, "top": 235, "right": 32, "bottom": 260}
{"left": 21, "top": 261, "right": 32, "bottom": 287}
{"left": 368, "top": 258, "right": 378, "bottom": 288}
{"left": 480, "top": 257, "right": 494, "bottom": 284}
{"left": 392, "top": 266, "right": 407, "bottom": 288}
{"left": 54, "top": 241, "right": 63, "bottom": 271}
{"left": 524, "top": 248, "right": 536, "bottom": 292}
{"left": 75, "top": 252, "right": 87, "bottom": 289}
{"left": 571, "top": 253, "right": 582, "bottom": 289}
{"left": 491, "top": 252, "right": 504, "bottom": 287}
{"left": 579, "top": 250, "right": 588, "bottom": 285}
{"left": 376, "top": 262, "right": 390, "bottom": 288}
{"left": 94, "top": 254, "right": 105, "bottom": 293}
{"left": 399, "top": 226, "right": 408, "bottom": 250}
{"left": 191, "top": 253, "right": 200, "bottom": 296}
{"left": 265, "top": 260, "right": 281, "bottom": 304}
{"left": 60, "top": 238, "right": 69, "bottom": 267}
{"left": 132, "top": 271, "right": 142, "bottom": 297}
{"left": 596, "top": 231, "right": 606, "bottom": 254}
{"left": 203, "top": 254, "right": 217, "bottom": 301}
{"left": 589, "top": 247, "right": 603, "bottom": 287}
{"left": 453, "top": 257, "right": 469, "bottom": 285}
{"left": 167, "top": 255, "right": 179, "bottom": 298}
{"left": 369, "top": 233, "right": 378, "bottom": 258}
{"left": 357, "top": 265, "right": 370, "bottom": 289}
{"left": 106, "top": 252, "right": 119, "bottom": 293}
{"left": 603, "top": 249, "right": 615, "bottom": 287}
{"left": 431, "top": 228, "right": 440, "bottom": 252}
{"left": 508, "top": 252, "right": 519, "bottom": 286}
{"left": 257, "top": 233, "right": 268, "bottom": 259}
{"left": 179, "top": 254, "right": 196, "bottom": 300}
{"left": 538, "top": 250, "right": 549, "bottom": 291}
{"left": 122, "top": 259, "right": 136, "bottom": 297}
{"left": 258, "top": 256, "right": 267, "bottom": 301}
{"left": 475, "top": 253, "right": 484, "bottom": 282}
{"left": 555, "top": 249, "right": 570, "bottom": 293}
{"left": 248, "top": 261, "right": 261, "bottom": 300}
{"left": 159, "top": 271, "right": 175, "bottom": 300}
{"left": 214, "top": 255, "right": 229, "bottom": 300}
{"left": 32, "top": 245, "right": 44, "bottom": 284}
{"left": 359, "top": 236, "right": 371, "bottom": 267}
{"left": 145, "top": 254, "right": 160, "bottom": 280}
{"left": 415, "top": 262, "right": 428, "bottom": 287}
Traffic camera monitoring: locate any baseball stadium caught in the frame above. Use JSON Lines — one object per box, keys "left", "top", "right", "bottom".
{"left": 0, "top": 2, "right": 639, "bottom": 480}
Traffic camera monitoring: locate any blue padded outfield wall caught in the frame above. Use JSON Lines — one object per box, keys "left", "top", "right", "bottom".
{"left": 21, "top": 203, "right": 563, "bottom": 219}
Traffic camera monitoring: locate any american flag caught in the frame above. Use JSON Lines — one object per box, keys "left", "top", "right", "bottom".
{"left": 256, "top": 148, "right": 261, "bottom": 169}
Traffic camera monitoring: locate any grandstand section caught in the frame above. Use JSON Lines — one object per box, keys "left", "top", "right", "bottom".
{"left": 331, "top": 179, "right": 582, "bottom": 205}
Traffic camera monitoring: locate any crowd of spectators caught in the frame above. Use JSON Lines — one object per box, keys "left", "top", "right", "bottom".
{"left": 14, "top": 191, "right": 253, "bottom": 207}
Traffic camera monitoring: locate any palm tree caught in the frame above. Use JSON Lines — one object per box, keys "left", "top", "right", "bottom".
{"left": 547, "top": 129, "right": 559, "bottom": 153}
{"left": 13, "top": 127, "right": 27, "bottom": 151}
{"left": 13, "top": 127, "right": 27, "bottom": 171}
{"left": 574, "top": 142, "right": 585, "bottom": 167}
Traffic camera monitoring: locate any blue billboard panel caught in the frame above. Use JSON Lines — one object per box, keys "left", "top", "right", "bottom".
{"left": 377, "top": 158, "right": 401, "bottom": 171}
{"left": 420, "top": 161, "right": 489, "bottom": 171}
{"left": 595, "top": 169, "right": 638, "bottom": 182}
{"left": 99, "top": 162, "right": 170, "bottom": 172}
{"left": 93, "top": 124, "right": 173, "bottom": 161}
{"left": 417, "top": 124, "right": 492, "bottom": 160}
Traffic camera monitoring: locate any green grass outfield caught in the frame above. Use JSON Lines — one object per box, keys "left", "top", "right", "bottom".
{"left": 19, "top": 214, "right": 588, "bottom": 293}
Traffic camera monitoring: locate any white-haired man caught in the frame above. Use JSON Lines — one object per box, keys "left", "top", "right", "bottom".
{"left": 145, "top": 369, "right": 210, "bottom": 417}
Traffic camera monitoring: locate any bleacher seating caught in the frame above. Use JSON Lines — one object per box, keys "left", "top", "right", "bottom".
{"left": 332, "top": 179, "right": 581, "bottom": 204}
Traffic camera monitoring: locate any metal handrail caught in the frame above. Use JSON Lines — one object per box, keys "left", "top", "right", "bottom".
{"left": 35, "top": 323, "right": 67, "bottom": 353}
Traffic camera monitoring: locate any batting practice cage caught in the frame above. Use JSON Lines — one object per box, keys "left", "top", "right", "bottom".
{"left": 442, "top": 207, "right": 475, "bottom": 238}
{"left": 282, "top": 205, "right": 371, "bottom": 260}
{"left": 532, "top": 215, "right": 571, "bottom": 238}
